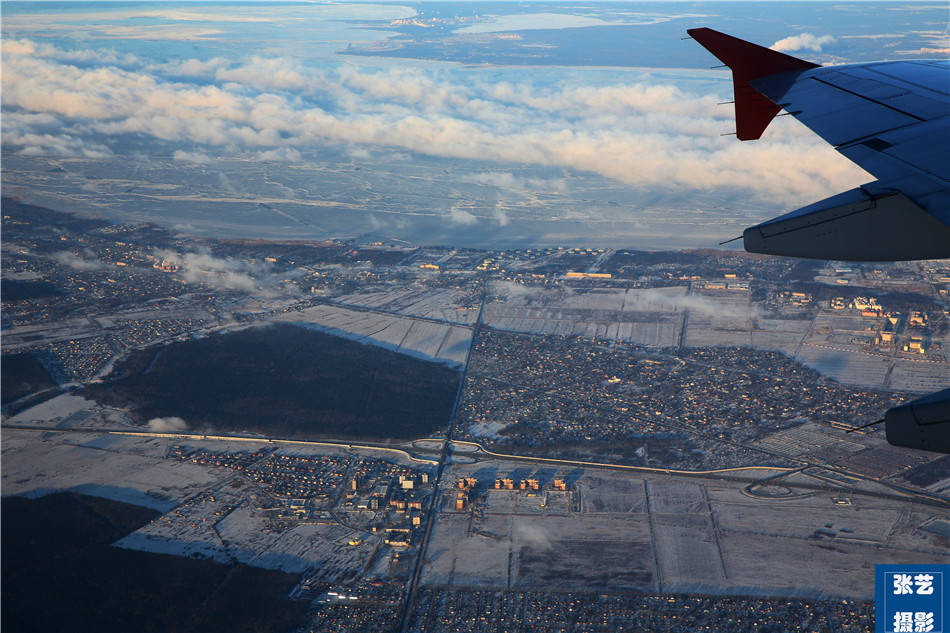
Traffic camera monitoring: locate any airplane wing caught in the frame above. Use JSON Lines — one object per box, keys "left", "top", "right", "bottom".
{"left": 688, "top": 27, "right": 950, "bottom": 261}
{"left": 885, "top": 387, "right": 950, "bottom": 454}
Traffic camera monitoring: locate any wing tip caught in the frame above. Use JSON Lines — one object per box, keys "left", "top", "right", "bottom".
{"left": 686, "top": 27, "right": 820, "bottom": 75}
{"left": 688, "top": 27, "right": 819, "bottom": 140}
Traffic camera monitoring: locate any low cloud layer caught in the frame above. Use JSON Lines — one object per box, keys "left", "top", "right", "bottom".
{"left": 513, "top": 521, "right": 553, "bottom": 551}
{"left": 495, "top": 283, "right": 758, "bottom": 320}
{"left": 2, "top": 35, "right": 870, "bottom": 214}
{"left": 625, "top": 288, "right": 759, "bottom": 319}
{"left": 153, "top": 248, "right": 283, "bottom": 295}
{"left": 172, "top": 150, "right": 212, "bottom": 164}
{"left": 448, "top": 206, "right": 479, "bottom": 225}
{"left": 51, "top": 251, "right": 106, "bottom": 271}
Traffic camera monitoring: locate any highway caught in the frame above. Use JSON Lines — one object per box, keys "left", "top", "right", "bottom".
{"left": 438, "top": 438, "right": 950, "bottom": 509}
{"left": 2, "top": 423, "right": 441, "bottom": 465}
{"left": 397, "top": 272, "right": 488, "bottom": 633}
{"left": 4, "top": 422, "right": 947, "bottom": 508}
{"left": 453, "top": 364, "right": 950, "bottom": 509}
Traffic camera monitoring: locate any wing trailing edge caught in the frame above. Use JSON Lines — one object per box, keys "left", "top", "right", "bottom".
{"left": 687, "top": 27, "right": 819, "bottom": 140}
{"left": 743, "top": 185, "right": 950, "bottom": 261}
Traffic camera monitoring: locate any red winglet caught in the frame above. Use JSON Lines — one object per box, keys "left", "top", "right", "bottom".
{"left": 687, "top": 28, "right": 820, "bottom": 140}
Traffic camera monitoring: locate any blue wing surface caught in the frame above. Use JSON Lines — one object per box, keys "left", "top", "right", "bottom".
{"left": 688, "top": 28, "right": 950, "bottom": 261}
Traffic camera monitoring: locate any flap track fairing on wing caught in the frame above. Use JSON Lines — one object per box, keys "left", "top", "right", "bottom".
{"left": 743, "top": 185, "right": 950, "bottom": 260}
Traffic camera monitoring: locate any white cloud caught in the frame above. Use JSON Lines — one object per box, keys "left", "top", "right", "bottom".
{"left": 9, "top": 131, "right": 113, "bottom": 158}
{"left": 5, "top": 22, "right": 224, "bottom": 41}
{"left": 472, "top": 172, "right": 519, "bottom": 189}
{"left": 898, "top": 31, "right": 950, "bottom": 55}
{"left": 51, "top": 251, "right": 105, "bottom": 271}
{"left": 493, "top": 204, "right": 511, "bottom": 227}
{"left": 173, "top": 150, "right": 213, "bottom": 164}
{"left": 513, "top": 521, "right": 552, "bottom": 550}
{"left": 840, "top": 34, "right": 903, "bottom": 40}
{"left": 146, "top": 416, "right": 188, "bottom": 432}
{"left": 216, "top": 56, "right": 308, "bottom": 91}
{"left": 2, "top": 38, "right": 141, "bottom": 66}
{"left": 345, "top": 146, "right": 373, "bottom": 160}
{"left": 2, "top": 40, "right": 868, "bottom": 206}
{"left": 130, "top": 10, "right": 283, "bottom": 24}
{"left": 2, "top": 39, "right": 37, "bottom": 56}
{"left": 771, "top": 33, "right": 836, "bottom": 53}
{"left": 154, "top": 248, "right": 263, "bottom": 293}
{"left": 151, "top": 248, "right": 304, "bottom": 297}
{"left": 338, "top": 66, "right": 470, "bottom": 110}
{"left": 256, "top": 147, "right": 301, "bottom": 162}
{"left": 625, "top": 288, "right": 759, "bottom": 319}
{"left": 471, "top": 172, "right": 567, "bottom": 193}
{"left": 151, "top": 57, "right": 228, "bottom": 77}
{"left": 448, "top": 206, "right": 478, "bottom": 225}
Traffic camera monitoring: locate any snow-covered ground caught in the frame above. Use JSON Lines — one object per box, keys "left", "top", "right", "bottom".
{"left": 275, "top": 305, "right": 471, "bottom": 366}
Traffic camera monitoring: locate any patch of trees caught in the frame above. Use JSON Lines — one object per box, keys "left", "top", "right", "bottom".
{"left": 85, "top": 324, "right": 460, "bottom": 440}
{"left": 1, "top": 279, "right": 62, "bottom": 301}
{"left": 2, "top": 493, "right": 308, "bottom": 633}
{"left": 1, "top": 353, "right": 58, "bottom": 404}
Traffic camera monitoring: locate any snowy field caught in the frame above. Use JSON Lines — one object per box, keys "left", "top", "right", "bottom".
{"left": 274, "top": 304, "right": 472, "bottom": 365}
{"left": 423, "top": 460, "right": 949, "bottom": 599}
{"left": 335, "top": 288, "right": 478, "bottom": 325}
{"left": 1, "top": 429, "right": 224, "bottom": 510}
{"left": 3, "top": 427, "right": 427, "bottom": 577}
{"left": 484, "top": 284, "right": 689, "bottom": 347}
